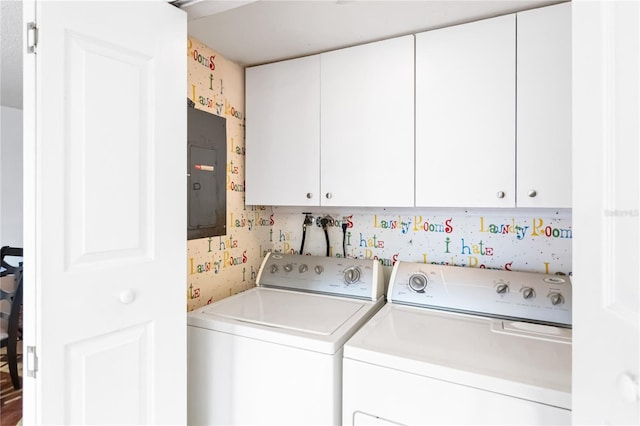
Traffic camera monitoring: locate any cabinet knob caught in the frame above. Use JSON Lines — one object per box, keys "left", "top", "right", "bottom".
{"left": 306, "top": 193, "right": 312, "bottom": 199}
{"left": 496, "top": 191, "right": 505, "bottom": 199}
{"left": 325, "top": 193, "right": 332, "bottom": 199}
{"left": 528, "top": 190, "right": 537, "bottom": 198}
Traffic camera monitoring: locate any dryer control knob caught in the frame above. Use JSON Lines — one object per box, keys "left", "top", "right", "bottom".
{"left": 408, "top": 273, "right": 428, "bottom": 293}
{"left": 283, "top": 264, "right": 293, "bottom": 272}
{"left": 299, "top": 264, "right": 308, "bottom": 273}
{"left": 270, "top": 264, "right": 278, "bottom": 274}
{"left": 549, "top": 292, "right": 564, "bottom": 306}
{"left": 496, "top": 283, "right": 509, "bottom": 294}
{"left": 314, "top": 265, "right": 324, "bottom": 275}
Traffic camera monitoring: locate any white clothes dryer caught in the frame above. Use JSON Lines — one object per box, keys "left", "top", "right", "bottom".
{"left": 188, "top": 253, "right": 385, "bottom": 425}
{"left": 342, "top": 261, "right": 572, "bottom": 425}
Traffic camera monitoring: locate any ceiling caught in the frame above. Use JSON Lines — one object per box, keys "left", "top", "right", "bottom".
{"left": 1, "top": 0, "right": 565, "bottom": 109}
{"left": 185, "top": 0, "right": 563, "bottom": 67}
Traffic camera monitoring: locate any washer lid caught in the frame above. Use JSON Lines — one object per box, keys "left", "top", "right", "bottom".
{"left": 188, "top": 287, "right": 382, "bottom": 354}
{"left": 344, "top": 304, "right": 572, "bottom": 409}
{"left": 211, "top": 287, "right": 366, "bottom": 334}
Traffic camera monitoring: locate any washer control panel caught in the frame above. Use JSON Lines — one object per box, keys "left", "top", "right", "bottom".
{"left": 256, "top": 252, "right": 384, "bottom": 301}
{"left": 389, "top": 261, "right": 572, "bottom": 327}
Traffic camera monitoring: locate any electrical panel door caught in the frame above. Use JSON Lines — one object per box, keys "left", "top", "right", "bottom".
{"left": 187, "top": 105, "right": 226, "bottom": 239}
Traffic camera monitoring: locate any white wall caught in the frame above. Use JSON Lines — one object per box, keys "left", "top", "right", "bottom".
{"left": 0, "top": 105, "right": 23, "bottom": 247}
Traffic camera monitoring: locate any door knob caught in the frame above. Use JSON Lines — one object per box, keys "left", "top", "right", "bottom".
{"left": 617, "top": 372, "right": 640, "bottom": 403}
{"left": 119, "top": 290, "right": 136, "bottom": 305}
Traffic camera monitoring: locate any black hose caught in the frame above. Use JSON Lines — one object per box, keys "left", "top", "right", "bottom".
{"left": 300, "top": 225, "right": 307, "bottom": 255}
{"left": 320, "top": 217, "right": 330, "bottom": 257}
{"left": 324, "top": 227, "right": 330, "bottom": 256}
{"left": 342, "top": 222, "right": 348, "bottom": 258}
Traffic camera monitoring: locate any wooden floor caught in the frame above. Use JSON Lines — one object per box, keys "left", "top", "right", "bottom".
{"left": 0, "top": 346, "right": 22, "bottom": 426}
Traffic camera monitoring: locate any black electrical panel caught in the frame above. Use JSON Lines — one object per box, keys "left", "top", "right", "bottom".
{"left": 187, "top": 105, "right": 226, "bottom": 240}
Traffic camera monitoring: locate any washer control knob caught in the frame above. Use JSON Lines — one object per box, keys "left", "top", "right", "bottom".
{"left": 408, "top": 273, "right": 428, "bottom": 293}
{"left": 270, "top": 264, "right": 278, "bottom": 274}
{"left": 343, "top": 267, "right": 361, "bottom": 285}
{"left": 496, "top": 283, "right": 509, "bottom": 294}
{"left": 314, "top": 265, "right": 324, "bottom": 275}
{"left": 522, "top": 287, "right": 536, "bottom": 300}
{"left": 283, "top": 263, "right": 293, "bottom": 272}
{"left": 299, "top": 264, "right": 308, "bottom": 273}
{"left": 549, "top": 292, "right": 565, "bottom": 306}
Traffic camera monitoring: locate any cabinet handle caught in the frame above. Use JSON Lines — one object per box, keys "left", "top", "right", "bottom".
{"left": 528, "top": 190, "right": 537, "bottom": 198}
{"left": 496, "top": 191, "right": 505, "bottom": 199}
{"left": 325, "top": 193, "right": 332, "bottom": 199}
{"left": 306, "top": 193, "right": 313, "bottom": 199}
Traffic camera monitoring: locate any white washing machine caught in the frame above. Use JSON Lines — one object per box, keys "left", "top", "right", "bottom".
{"left": 342, "top": 261, "right": 572, "bottom": 425}
{"left": 188, "top": 252, "right": 385, "bottom": 425}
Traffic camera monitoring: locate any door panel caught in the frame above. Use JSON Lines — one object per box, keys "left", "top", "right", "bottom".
{"left": 66, "top": 31, "right": 153, "bottom": 266}
{"left": 23, "top": 1, "right": 187, "bottom": 424}
{"left": 66, "top": 323, "right": 152, "bottom": 424}
{"left": 572, "top": 1, "right": 640, "bottom": 424}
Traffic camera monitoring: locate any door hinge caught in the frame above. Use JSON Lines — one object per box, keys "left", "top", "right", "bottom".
{"left": 27, "top": 22, "right": 38, "bottom": 54}
{"left": 26, "top": 345, "right": 38, "bottom": 378}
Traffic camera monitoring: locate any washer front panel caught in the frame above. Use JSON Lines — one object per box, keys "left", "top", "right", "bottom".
{"left": 257, "top": 252, "right": 384, "bottom": 301}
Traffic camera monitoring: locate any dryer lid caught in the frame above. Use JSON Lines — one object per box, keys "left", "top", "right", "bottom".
{"left": 344, "top": 304, "right": 572, "bottom": 409}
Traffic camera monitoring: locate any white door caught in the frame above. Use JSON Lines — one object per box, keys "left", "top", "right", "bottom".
{"left": 22, "top": 1, "right": 187, "bottom": 424}
{"left": 572, "top": 1, "right": 639, "bottom": 424}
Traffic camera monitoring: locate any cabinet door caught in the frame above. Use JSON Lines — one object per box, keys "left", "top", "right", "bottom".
{"left": 245, "top": 55, "right": 320, "bottom": 206}
{"left": 416, "top": 15, "right": 516, "bottom": 208}
{"left": 320, "top": 36, "right": 414, "bottom": 207}
{"left": 517, "top": 3, "right": 571, "bottom": 208}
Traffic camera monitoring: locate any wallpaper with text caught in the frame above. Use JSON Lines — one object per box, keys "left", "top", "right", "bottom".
{"left": 186, "top": 37, "right": 572, "bottom": 312}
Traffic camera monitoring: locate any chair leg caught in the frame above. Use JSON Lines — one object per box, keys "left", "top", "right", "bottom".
{"left": 7, "top": 336, "right": 20, "bottom": 390}
{"left": 7, "top": 274, "right": 23, "bottom": 390}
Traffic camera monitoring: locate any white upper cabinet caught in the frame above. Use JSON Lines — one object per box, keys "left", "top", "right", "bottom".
{"left": 320, "top": 35, "right": 415, "bottom": 207}
{"left": 246, "top": 4, "right": 570, "bottom": 209}
{"left": 246, "top": 36, "right": 414, "bottom": 207}
{"left": 516, "top": 2, "right": 572, "bottom": 208}
{"left": 245, "top": 55, "right": 320, "bottom": 206}
{"left": 415, "top": 15, "right": 516, "bottom": 208}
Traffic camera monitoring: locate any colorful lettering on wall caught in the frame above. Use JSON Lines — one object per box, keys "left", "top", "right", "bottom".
{"left": 479, "top": 217, "right": 572, "bottom": 240}
{"left": 373, "top": 215, "right": 412, "bottom": 234}
{"left": 530, "top": 218, "right": 573, "bottom": 239}
{"left": 188, "top": 39, "right": 216, "bottom": 70}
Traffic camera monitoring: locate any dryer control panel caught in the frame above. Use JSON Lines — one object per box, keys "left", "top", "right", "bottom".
{"left": 388, "top": 261, "right": 572, "bottom": 327}
{"left": 256, "top": 253, "right": 384, "bottom": 301}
